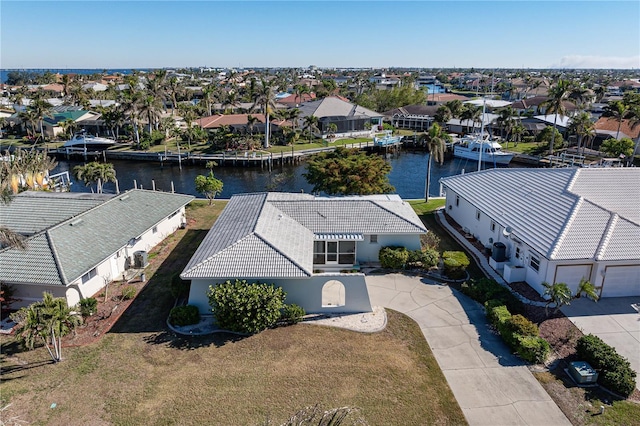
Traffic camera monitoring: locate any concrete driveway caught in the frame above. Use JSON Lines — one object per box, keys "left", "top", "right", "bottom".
{"left": 561, "top": 297, "right": 640, "bottom": 391}
{"left": 366, "top": 273, "right": 570, "bottom": 426}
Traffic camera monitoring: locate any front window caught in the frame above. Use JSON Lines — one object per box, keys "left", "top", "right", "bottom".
{"left": 81, "top": 268, "right": 97, "bottom": 284}
{"left": 313, "top": 241, "right": 356, "bottom": 265}
{"left": 529, "top": 255, "right": 540, "bottom": 272}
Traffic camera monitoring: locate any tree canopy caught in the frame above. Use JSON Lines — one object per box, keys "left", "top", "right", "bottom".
{"left": 194, "top": 171, "right": 223, "bottom": 205}
{"left": 303, "top": 147, "right": 395, "bottom": 195}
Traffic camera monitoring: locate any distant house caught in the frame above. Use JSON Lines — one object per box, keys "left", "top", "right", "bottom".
{"left": 384, "top": 104, "right": 438, "bottom": 132}
{"left": 182, "top": 192, "right": 427, "bottom": 314}
{"left": 42, "top": 109, "right": 99, "bottom": 138}
{"left": 195, "top": 113, "right": 290, "bottom": 134}
{"left": 510, "top": 96, "right": 577, "bottom": 116}
{"left": 0, "top": 190, "right": 194, "bottom": 308}
{"left": 593, "top": 116, "right": 640, "bottom": 142}
{"left": 276, "top": 92, "right": 316, "bottom": 107}
{"left": 297, "top": 96, "right": 383, "bottom": 136}
{"left": 440, "top": 168, "right": 640, "bottom": 298}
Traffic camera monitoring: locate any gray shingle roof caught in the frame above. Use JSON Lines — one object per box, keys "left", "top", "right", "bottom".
{"left": 0, "top": 191, "right": 110, "bottom": 236}
{"left": 181, "top": 192, "right": 426, "bottom": 279}
{"left": 0, "top": 189, "right": 194, "bottom": 286}
{"left": 440, "top": 168, "right": 640, "bottom": 261}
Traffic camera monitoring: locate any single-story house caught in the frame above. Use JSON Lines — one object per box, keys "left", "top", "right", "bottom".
{"left": 195, "top": 113, "right": 290, "bottom": 134}
{"left": 440, "top": 168, "right": 640, "bottom": 298}
{"left": 182, "top": 192, "right": 427, "bottom": 314}
{"left": 384, "top": 105, "right": 438, "bottom": 132}
{"left": 510, "top": 96, "right": 577, "bottom": 116}
{"left": 297, "top": 96, "right": 383, "bottom": 135}
{"left": 0, "top": 189, "right": 194, "bottom": 308}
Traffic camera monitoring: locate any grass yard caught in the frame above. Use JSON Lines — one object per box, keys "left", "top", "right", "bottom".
{"left": 0, "top": 200, "right": 466, "bottom": 426}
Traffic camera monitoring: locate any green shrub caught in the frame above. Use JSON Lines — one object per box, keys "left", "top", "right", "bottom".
{"left": 170, "top": 273, "right": 190, "bottom": 299}
{"left": 442, "top": 251, "right": 470, "bottom": 279}
{"left": 508, "top": 314, "right": 539, "bottom": 337}
{"left": 121, "top": 285, "right": 137, "bottom": 300}
{"left": 169, "top": 305, "right": 200, "bottom": 326}
{"left": 577, "top": 334, "right": 637, "bottom": 397}
{"left": 281, "top": 304, "right": 306, "bottom": 325}
{"left": 78, "top": 297, "right": 98, "bottom": 318}
{"left": 462, "top": 278, "right": 523, "bottom": 314}
{"left": 516, "top": 335, "right": 551, "bottom": 364}
{"left": 488, "top": 305, "right": 511, "bottom": 328}
{"left": 379, "top": 246, "right": 409, "bottom": 269}
{"left": 406, "top": 248, "right": 439, "bottom": 269}
{"left": 207, "top": 279, "right": 286, "bottom": 334}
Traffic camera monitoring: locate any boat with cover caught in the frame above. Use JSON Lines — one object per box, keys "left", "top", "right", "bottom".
{"left": 453, "top": 136, "right": 514, "bottom": 165}
{"left": 63, "top": 131, "right": 116, "bottom": 150}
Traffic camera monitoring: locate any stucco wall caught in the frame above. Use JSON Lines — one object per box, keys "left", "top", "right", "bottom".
{"left": 188, "top": 274, "right": 372, "bottom": 315}
{"left": 356, "top": 234, "right": 422, "bottom": 264}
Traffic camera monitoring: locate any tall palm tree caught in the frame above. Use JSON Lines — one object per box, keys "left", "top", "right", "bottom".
{"left": 251, "top": 79, "right": 277, "bottom": 148}
{"left": 166, "top": 76, "right": 183, "bottom": 115}
{"left": 246, "top": 114, "right": 258, "bottom": 136}
{"left": 461, "top": 105, "right": 482, "bottom": 135}
{"left": 201, "top": 84, "right": 218, "bottom": 117}
{"left": 496, "top": 107, "right": 516, "bottom": 141}
{"left": 303, "top": 115, "right": 319, "bottom": 142}
{"left": 568, "top": 112, "right": 595, "bottom": 155}
{"left": 29, "top": 90, "right": 53, "bottom": 142}
{"left": 18, "top": 109, "right": 39, "bottom": 140}
{"left": 73, "top": 162, "right": 116, "bottom": 194}
{"left": 603, "top": 100, "right": 632, "bottom": 140}
{"left": 541, "top": 79, "right": 573, "bottom": 155}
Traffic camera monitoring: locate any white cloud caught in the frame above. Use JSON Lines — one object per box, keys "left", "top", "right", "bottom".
{"left": 551, "top": 55, "right": 640, "bottom": 69}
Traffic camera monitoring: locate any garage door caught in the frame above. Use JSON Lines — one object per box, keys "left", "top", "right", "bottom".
{"left": 554, "top": 265, "right": 593, "bottom": 295}
{"left": 601, "top": 265, "right": 640, "bottom": 298}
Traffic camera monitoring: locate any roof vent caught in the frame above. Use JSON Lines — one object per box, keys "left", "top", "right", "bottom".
{"left": 70, "top": 218, "right": 83, "bottom": 226}
{"left": 120, "top": 195, "right": 130, "bottom": 201}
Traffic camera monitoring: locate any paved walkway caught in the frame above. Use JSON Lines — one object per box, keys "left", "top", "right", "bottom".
{"left": 562, "top": 297, "right": 640, "bottom": 392}
{"left": 366, "top": 273, "right": 570, "bottom": 426}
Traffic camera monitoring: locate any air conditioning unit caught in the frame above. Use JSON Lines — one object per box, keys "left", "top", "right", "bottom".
{"left": 133, "top": 251, "right": 148, "bottom": 268}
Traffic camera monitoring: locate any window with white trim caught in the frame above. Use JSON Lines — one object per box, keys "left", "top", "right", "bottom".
{"left": 81, "top": 268, "right": 97, "bottom": 284}
{"left": 529, "top": 255, "right": 540, "bottom": 272}
{"left": 313, "top": 241, "right": 356, "bottom": 265}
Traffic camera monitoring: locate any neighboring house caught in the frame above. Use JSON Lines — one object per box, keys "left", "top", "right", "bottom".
{"left": 510, "top": 96, "right": 577, "bottom": 116}
{"left": 182, "top": 192, "right": 427, "bottom": 314}
{"left": 440, "top": 168, "right": 640, "bottom": 298}
{"left": 195, "top": 113, "right": 290, "bottom": 134}
{"left": 276, "top": 92, "right": 316, "bottom": 107}
{"left": 42, "top": 110, "right": 98, "bottom": 138}
{"left": 446, "top": 113, "right": 499, "bottom": 135}
{"left": 0, "top": 190, "right": 194, "bottom": 308}
{"left": 593, "top": 116, "right": 640, "bottom": 142}
{"left": 384, "top": 104, "right": 438, "bottom": 132}
{"left": 297, "top": 96, "right": 383, "bottom": 135}
{"left": 425, "top": 93, "right": 468, "bottom": 106}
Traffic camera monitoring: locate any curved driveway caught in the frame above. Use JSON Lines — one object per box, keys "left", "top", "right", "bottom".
{"left": 366, "top": 273, "right": 570, "bottom": 426}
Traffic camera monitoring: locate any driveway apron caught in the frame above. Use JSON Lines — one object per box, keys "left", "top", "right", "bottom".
{"left": 366, "top": 273, "right": 570, "bottom": 426}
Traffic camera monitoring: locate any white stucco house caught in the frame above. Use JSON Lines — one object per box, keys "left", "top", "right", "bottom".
{"left": 440, "top": 168, "right": 640, "bottom": 298}
{"left": 0, "top": 189, "right": 194, "bottom": 308}
{"left": 181, "top": 192, "right": 427, "bottom": 314}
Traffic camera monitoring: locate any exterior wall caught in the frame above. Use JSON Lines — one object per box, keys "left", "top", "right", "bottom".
{"left": 356, "top": 234, "right": 422, "bottom": 264}
{"left": 11, "top": 284, "right": 67, "bottom": 309}
{"left": 188, "top": 274, "right": 372, "bottom": 315}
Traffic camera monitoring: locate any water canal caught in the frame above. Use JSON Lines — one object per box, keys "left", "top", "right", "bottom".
{"left": 52, "top": 151, "right": 525, "bottom": 199}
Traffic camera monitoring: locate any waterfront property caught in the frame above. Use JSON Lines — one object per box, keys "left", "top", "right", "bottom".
{"left": 181, "top": 192, "right": 427, "bottom": 314}
{"left": 297, "top": 96, "right": 383, "bottom": 136}
{"left": 440, "top": 168, "right": 640, "bottom": 298}
{"left": 0, "top": 189, "right": 193, "bottom": 308}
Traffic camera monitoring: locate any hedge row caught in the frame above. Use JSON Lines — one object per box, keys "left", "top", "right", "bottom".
{"left": 442, "top": 251, "right": 470, "bottom": 279}
{"left": 577, "top": 334, "right": 637, "bottom": 397}
{"left": 379, "top": 246, "right": 438, "bottom": 270}
{"left": 461, "top": 278, "right": 523, "bottom": 314}
{"left": 486, "top": 302, "right": 550, "bottom": 364}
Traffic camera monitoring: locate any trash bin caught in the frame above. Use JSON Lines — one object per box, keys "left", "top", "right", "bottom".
{"left": 141, "top": 273, "right": 146, "bottom": 283}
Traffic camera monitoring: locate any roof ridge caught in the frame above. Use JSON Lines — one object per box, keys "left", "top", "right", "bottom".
{"left": 45, "top": 230, "right": 69, "bottom": 285}
{"left": 253, "top": 232, "right": 312, "bottom": 276}
{"left": 565, "top": 168, "right": 581, "bottom": 194}
{"left": 549, "top": 196, "right": 583, "bottom": 260}
{"left": 595, "top": 213, "right": 618, "bottom": 261}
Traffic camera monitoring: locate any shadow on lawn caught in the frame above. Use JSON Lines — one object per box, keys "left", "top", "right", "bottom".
{"left": 109, "top": 229, "right": 208, "bottom": 336}
{"left": 142, "top": 329, "right": 244, "bottom": 349}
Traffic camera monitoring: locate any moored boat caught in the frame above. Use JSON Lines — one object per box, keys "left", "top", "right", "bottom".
{"left": 453, "top": 137, "right": 514, "bottom": 165}
{"left": 373, "top": 130, "right": 403, "bottom": 146}
{"left": 63, "top": 131, "right": 116, "bottom": 150}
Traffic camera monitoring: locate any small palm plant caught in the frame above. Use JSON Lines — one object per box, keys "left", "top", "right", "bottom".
{"left": 542, "top": 282, "right": 572, "bottom": 315}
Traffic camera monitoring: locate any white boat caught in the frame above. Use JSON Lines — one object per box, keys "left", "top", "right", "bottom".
{"left": 453, "top": 137, "right": 514, "bottom": 165}
{"left": 373, "top": 130, "right": 403, "bottom": 146}
{"left": 63, "top": 131, "right": 116, "bottom": 150}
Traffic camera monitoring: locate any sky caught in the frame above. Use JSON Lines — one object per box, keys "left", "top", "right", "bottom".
{"left": 1, "top": 1, "right": 639, "bottom": 70}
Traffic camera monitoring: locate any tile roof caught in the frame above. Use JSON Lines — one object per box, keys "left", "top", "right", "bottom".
{"left": 594, "top": 117, "right": 640, "bottom": 139}
{"left": 298, "top": 97, "right": 381, "bottom": 119}
{"left": 0, "top": 190, "right": 194, "bottom": 286}
{"left": 440, "top": 168, "right": 640, "bottom": 261}
{"left": 181, "top": 192, "right": 426, "bottom": 279}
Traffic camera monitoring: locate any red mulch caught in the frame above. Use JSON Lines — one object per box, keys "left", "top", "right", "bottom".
{"left": 61, "top": 278, "right": 145, "bottom": 347}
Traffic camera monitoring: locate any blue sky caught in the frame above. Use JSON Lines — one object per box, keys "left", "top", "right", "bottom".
{"left": 1, "top": 1, "right": 639, "bottom": 69}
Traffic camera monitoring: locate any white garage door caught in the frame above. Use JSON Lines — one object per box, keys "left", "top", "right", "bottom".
{"left": 555, "top": 265, "right": 593, "bottom": 295}
{"left": 601, "top": 265, "right": 640, "bottom": 298}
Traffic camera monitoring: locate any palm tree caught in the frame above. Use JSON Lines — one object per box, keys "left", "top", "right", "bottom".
{"left": 251, "top": 79, "right": 278, "bottom": 148}
{"left": 166, "top": 76, "right": 183, "bottom": 116}
{"left": 246, "top": 114, "right": 259, "bottom": 136}
{"left": 222, "top": 90, "right": 241, "bottom": 113}
{"left": 425, "top": 122, "right": 446, "bottom": 165}
{"left": 496, "top": 107, "right": 516, "bottom": 141}
{"left": 58, "top": 118, "right": 77, "bottom": 140}
{"left": 542, "top": 282, "right": 572, "bottom": 315}
{"left": 73, "top": 162, "right": 116, "bottom": 193}
{"left": 461, "top": 105, "right": 482, "bottom": 134}
{"left": 201, "top": 84, "right": 218, "bottom": 117}
{"left": 303, "top": 115, "right": 319, "bottom": 142}
{"left": 603, "top": 100, "right": 632, "bottom": 140}
{"left": 10, "top": 292, "right": 81, "bottom": 362}
{"left": 568, "top": 112, "right": 595, "bottom": 155}
{"left": 18, "top": 109, "right": 39, "bottom": 140}
{"left": 541, "top": 79, "right": 573, "bottom": 155}
{"left": 29, "top": 90, "right": 53, "bottom": 142}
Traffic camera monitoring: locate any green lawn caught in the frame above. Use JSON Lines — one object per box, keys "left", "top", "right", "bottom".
{"left": 0, "top": 200, "right": 466, "bottom": 426}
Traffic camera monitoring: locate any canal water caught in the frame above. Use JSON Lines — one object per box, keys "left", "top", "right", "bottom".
{"left": 52, "top": 151, "right": 522, "bottom": 199}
